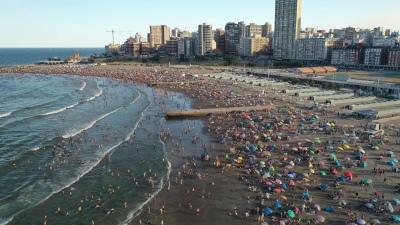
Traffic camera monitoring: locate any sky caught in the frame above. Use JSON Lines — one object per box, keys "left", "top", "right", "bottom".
{"left": 0, "top": 0, "right": 399, "bottom": 48}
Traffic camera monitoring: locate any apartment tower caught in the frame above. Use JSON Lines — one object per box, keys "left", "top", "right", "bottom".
{"left": 273, "top": 0, "right": 302, "bottom": 60}
{"left": 198, "top": 23, "right": 213, "bottom": 55}
{"left": 149, "top": 25, "right": 170, "bottom": 50}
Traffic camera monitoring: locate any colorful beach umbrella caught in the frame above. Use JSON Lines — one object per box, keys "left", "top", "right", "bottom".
{"left": 287, "top": 210, "right": 295, "bottom": 218}
{"left": 316, "top": 215, "right": 325, "bottom": 222}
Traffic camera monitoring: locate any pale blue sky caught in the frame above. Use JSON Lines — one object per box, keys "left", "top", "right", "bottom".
{"left": 0, "top": 0, "right": 399, "bottom": 47}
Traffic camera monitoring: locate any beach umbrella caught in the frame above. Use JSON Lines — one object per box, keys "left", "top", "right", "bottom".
{"left": 264, "top": 207, "right": 273, "bottom": 215}
{"left": 276, "top": 173, "right": 281, "bottom": 177}
{"left": 309, "top": 168, "right": 315, "bottom": 174}
{"left": 288, "top": 161, "right": 295, "bottom": 166}
{"left": 392, "top": 216, "right": 400, "bottom": 222}
{"left": 287, "top": 210, "right": 295, "bottom": 218}
{"left": 287, "top": 173, "right": 295, "bottom": 178}
{"left": 344, "top": 144, "right": 350, "bottom": 149}
{"left": 316, "top": 215, "right": 325, "bottom": 223}
{"left": 320, "top": 171, "right": 326, "bottom": 176}
{"left": 365, "top": 203, "right": 374, "bottom": 209}
{"left": 302, "top": 193, "right": 310, "bottom": 199}
{"left": 274, "top": 188, "right": 281, "bottom": 193}
{"left": 371, "top": 219, "right": 381, "bottom": 224}
{"left": 324, "top": 206, "right": 334, "bottom": 212}
{"left": 363, "top": 179, "right": 372, "bottom": 184}
{"left": 344, "top": 171, "right": 353, "bottom": 178}
{"left": 319, "top": 184, "right": 329, "bottom": 189}
{"left": 289, "top": 180, "right": 295, "bottom": 186}
{"left": 393, "top": 198, "right": 400, "bottom": 205}
{"left": 302, "top": 173, "right": 309, "bottom": 178}
{"left": 327, "top": 145, "right": 333, "bottom": 150}
{"left": 285, "top": 165, "right": 293, "bottom": 169}
{"left": 334, "top": 161, "right": 341, "bottom": 166}
{"left": 356, "top": 219, "right": 366, "bottom": 224}
{"left": 388, "top": 161, "right": 396, "bottom": 166}
{"left": 314, "top": 204, "right": 321, "bottom": 211}
{"left": 269, "top": 158, "right": 275, "bottom": 163}
{"left": 274, "top": 201, "right": 282, "bottom": 208}
{"left": 391, "top": 158, "right": 398, "bottom": 163}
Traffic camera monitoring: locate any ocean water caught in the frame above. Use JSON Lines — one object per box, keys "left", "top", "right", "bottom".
{"left": 0, "top": 73, "right": 195, "bottom": 225}
{"left": 0, "top": 48, "right": 103, "bottom": 67}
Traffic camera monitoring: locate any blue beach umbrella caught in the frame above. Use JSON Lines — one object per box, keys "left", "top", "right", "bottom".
{"left": 274, "top": 202, "right": 282, "bottom": 208}
{"left": 388, "top": 161, "right": 396, "bottom": 166}
{"left": 264, "top": 207, "right": 273, "bottom": 215}
{"left": 319, "top": 184, "right": 329, "bottom": 189}
{"left": 327, "top": 145, "right": 333, "bottom": 150}
{"left": 269, "top": 158, "right": 275, "bottom": 163}
{"left": 391, "top": 158, "right": 398, "bottom": 163}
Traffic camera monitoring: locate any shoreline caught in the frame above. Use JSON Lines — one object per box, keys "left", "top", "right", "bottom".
{"left": 2, "top": 64, "right": 400, "bottom": 225}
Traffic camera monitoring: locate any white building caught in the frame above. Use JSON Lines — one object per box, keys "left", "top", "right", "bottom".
{"left": 364, "top": 47, "right": 388, "bottom": 66}
{"left": 296, "top": 38, "right": 342, "bottom": 62}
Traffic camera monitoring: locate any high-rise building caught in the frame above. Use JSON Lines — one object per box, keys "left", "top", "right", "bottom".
{"left": 198, "top": 23, "right": 213, "bottom": 55}
{"left": 273, "top": 0, "right": 302, "bottom": 60}
{"left": 149, "top": 25, "right": 170, "bottom": 50}
{"left": 225, "top": 21, "right": 245, "bottom": 55}
{"left": 171, "top": 28, "right": 180, "bottom": 37}
{"left": 262, "top": 22, "right": 273, "bottom": 38}
{"left": 245, "top": 23, "right": 262, "bottom": 37}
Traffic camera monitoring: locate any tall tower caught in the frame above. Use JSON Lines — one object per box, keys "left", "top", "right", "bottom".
{"left": 273, "top": 0, "right": 302, "bottom": 60}
{"left": 225, "top": 21, "right": 245, "bottom": 55}
{"left": 149, "top": 25, "right": 170, "bottom": 49}
{"left": 198, "top": 23, "right": 213, "bottom": 56}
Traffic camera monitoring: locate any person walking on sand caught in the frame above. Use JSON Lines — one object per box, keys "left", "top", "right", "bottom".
{"left": 196, "top": 208, "right": 200, "bottom": 216}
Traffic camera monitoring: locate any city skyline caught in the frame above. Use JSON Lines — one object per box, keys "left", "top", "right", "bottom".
{"left": 1, "top": 0, "right": 400, "bottom": 48}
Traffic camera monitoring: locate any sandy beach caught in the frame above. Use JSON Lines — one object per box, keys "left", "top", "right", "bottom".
{"left": 1, "top": 64, "right": 400, "bottom": 225}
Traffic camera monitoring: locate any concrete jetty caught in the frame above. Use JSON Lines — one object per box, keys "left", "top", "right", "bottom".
{"left": 166, "top": 105, "right": 274, "bottom": 118}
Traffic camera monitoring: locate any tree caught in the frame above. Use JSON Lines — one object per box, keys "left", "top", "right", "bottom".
{"left": 223, "top": 55, "right": 237, "bottom": 66}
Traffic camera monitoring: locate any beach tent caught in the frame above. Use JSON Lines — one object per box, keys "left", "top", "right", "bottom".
{"left": 338, "top": 200, "right": 347, "bottom": 206}
{"left": 314, "top": 204, "right": 321, "bottom": 211}
{"left": 264, "top": 207, "right": 273, "bottom": 215}
{"left": 359, "top": 161, "right": 368, "bottom": 168}
{"left": 324, "top": 206, "right": 334, "bottom": 212}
